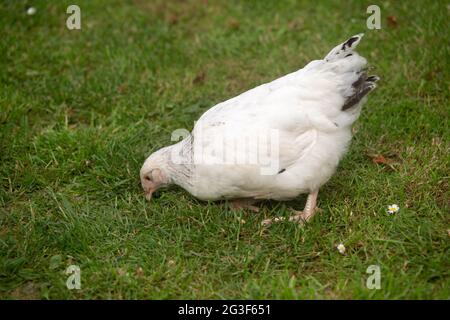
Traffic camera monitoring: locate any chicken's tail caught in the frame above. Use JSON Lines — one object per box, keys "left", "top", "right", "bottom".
{"left": 324, "top": 34, "right": 379, "bottom": 110}
{"left": 324, "top": 33, "right": 364, "bottom": 62}
{"left": 342, "top": 72, "right": 379, "bottom": 110}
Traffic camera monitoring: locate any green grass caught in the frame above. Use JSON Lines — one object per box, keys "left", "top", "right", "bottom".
{"left": 1, "top": 0, "right": 449, "bottom": 299}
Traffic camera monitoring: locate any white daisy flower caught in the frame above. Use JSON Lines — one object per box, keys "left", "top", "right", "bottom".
{"left": 387, "top": 204, "right": 400, "bottom": 215}
{"left": 27, "top": 7, "right": 37, "bottom": 15}
{"left": 337, "top": 243, "right": 346, "bottom": 254}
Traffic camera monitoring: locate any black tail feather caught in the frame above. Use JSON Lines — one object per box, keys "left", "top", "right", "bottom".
{"left": 342, "top": 74, "right": 379, "bottom": 111}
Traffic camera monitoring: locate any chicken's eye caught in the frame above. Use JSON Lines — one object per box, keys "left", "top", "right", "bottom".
{"left": 145, "top": 176, "right": 152, "bottom": 182}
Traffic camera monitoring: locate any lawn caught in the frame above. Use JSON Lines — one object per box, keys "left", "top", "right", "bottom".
{"left": 0, "top": 0, "right": 448, "bottom": 299}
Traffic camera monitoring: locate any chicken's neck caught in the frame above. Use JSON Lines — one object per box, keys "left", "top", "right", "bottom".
{"left": 164, "top": 135, "right": 194, "bottom": 190}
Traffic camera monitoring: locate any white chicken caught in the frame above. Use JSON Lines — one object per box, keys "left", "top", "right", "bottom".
{"left": 140, "top": 34, "right": 378, "bottom": 225}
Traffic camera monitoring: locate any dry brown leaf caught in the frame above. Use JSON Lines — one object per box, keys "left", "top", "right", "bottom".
{"left": 193, "top": 71, "right": 206, "bottom": 85}
{"left": 387, "top": 15, "right": 397, "bottom": 27}
{"left": 167, "top": 14, "right": 178, "bottom": 25}
{"left": 117, "top": 83, "right": 128, "bottom": 94}
{"left": 368, "top": 153, "right": 398, "bottom": 171}
{"left": 228, "top": 19, "right": 240, "bottom": 30}
{"left": 372, "top": 154, "right": 388, "bottom": 164}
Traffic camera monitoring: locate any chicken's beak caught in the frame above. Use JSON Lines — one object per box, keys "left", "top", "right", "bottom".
{"left": 144, "top": 189, "right": 153, "bottom": 201}
{"left": 141, "top": 170, "right": 165, "bottom": 202}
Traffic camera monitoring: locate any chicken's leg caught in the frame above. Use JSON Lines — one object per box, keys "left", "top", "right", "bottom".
{"left": 230, "top": 198, "right": 260, "bottom": 213}
{"left": 261, "top": 190, "right": 319, "bottom": 226}
{"left": 288, "top": 190, "right": 319, "bottom": 223}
